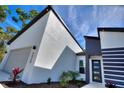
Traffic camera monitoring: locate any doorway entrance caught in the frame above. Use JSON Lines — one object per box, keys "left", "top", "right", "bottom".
{"left": 92, "top": 60, "right": 102, "bottom": 83}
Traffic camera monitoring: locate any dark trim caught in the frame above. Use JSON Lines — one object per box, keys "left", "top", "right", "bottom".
{"left": 98, "top": 28, "right": 124, "bottom": 32}
{"left": 103, "top": 55, "right": 124, "bottom": 58}
{"left": 84, "top": 36, "right": 100, "bottom": 40}
{"left": 7, "top": 5, "right": 83, "bottom": 51}
{"left": 103, "top": 63, "right": 124, "bottom": 66}
{"left": 104, "top": 71, "right": 124, "bottom": 76}
{"left": 102, "top": 47, "right": 124, "bottom": 51}
{"left": 76, "top": 52, "right": 85, "bottom": 56}
{"left": 104, "top": 67, "right": 124, "bottom": 71}
{"left": 102, "top": 51, "right": 124, "bottom": 54}
{"left": 97, "top": 27, "right": 124, "bottom": 37}
{"left": 92, "top": 60, "right": 102, "bottom": 83}
{"left": 103, "top": 59, "right": 124, "bottom": 62}
{"left": 105, "top": 75, "right": 124, "bottom": 81}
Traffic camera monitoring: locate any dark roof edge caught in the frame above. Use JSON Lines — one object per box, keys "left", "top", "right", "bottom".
{"left": 7, "top": 6, "right": 50, "bottom": 45}
{"left": 7, "top": 5, "right": 83, "bottom": 51}
{"left": 98, "top": 27, "right": 124, "bottom": 32}
{"left": 50, "top": 6, "right": 83, "bottom": 51}
{"left": 76, "top": 52, "right": 85, "bottom": 56}
{"left": 84, "top": 35, "right": 100, "bottom": 40}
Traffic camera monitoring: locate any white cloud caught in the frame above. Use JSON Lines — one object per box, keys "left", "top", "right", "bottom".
{"left": 92, "top": 6, "right": 97, "bottom": 22}
{"left": 55, "top": 5, "right": 124, "bottom": 47}
{"left": 68, "top": 6, "right": 90, "bottom": 37}
{"left": 82, "top": 6, "right": 124, "bottom": 36}
{"left": 68, "top": 6, "right": 77, "bottom": 21}
{"left": 97, "top": 6, "right": 124, "bottom": 27}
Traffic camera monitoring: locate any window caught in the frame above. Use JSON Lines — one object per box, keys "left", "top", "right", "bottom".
{"left": 79, "top": 60, "right": 85, "bottom": 74}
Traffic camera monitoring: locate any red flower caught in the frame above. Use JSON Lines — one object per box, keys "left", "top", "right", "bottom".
{"left": 12, "top": 67, "right": 23, "bottom": 83}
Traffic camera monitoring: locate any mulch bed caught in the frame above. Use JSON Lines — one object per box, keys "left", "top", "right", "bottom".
{"left": 1, "top": 81, "right": 86, "bottom": 88}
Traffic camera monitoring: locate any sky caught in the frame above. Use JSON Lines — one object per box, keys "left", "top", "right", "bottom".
{"left": 1, "top": 5, "right": 124, "bottom": 48}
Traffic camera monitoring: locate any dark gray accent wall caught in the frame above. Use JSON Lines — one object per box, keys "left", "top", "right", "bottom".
{"left": 84, "top": 36, "right": 101, "bottom": 83}
{"left": 85, "top": 36, "right": 101, "bottom": 56}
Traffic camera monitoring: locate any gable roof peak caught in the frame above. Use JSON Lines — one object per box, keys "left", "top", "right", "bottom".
{"left": 7, "top": 5, "right": 83, "bottom": 51}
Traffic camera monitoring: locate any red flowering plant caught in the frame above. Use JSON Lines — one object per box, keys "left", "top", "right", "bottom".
{"left": 12, "top": 67, "right": 23, "bottom": 83}
{"left": 105, "top": 81, "right": 116, "bottom": 88}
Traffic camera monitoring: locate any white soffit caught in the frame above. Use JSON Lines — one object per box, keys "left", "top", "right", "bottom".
{"left": 34, "top": 10, "right": 82, "bottom": 69}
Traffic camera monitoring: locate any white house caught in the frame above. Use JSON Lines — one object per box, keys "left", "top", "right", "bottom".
{"left": 0, "top": 6, "right": 85, "bottom": 84}
{"left": 0, "top": 5, "right": 124, "bottom": 88}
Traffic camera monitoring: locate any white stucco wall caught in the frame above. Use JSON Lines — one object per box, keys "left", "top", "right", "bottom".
{"left": 34, "top": 10, "right": 82, "bottom": 69}
{"left": 76, "top": 55, "right": 86, "bottom": 81}
{"left": 100, "top": 31, "right": 124, "bottom": 49}
{"left": 0, "top": 12, "right": 50, "bottom": 80}
{"left": 0, "top": 53, "right": 9, "bottom": 70}
{"left": 25, "top": 46, "right": 77, "bottom": 84}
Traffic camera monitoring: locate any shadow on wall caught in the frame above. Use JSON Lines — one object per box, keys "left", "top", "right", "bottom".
{"left": 29, "top": 46, "right": 76, "bottom": 83}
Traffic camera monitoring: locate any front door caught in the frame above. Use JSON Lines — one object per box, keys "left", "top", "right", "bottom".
{"left": 92, "top": 60, "right": 102, "bottom": 83}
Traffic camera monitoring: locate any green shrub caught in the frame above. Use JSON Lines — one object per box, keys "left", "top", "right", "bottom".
{"left": 60, "top": 71, "right": 72, "bottom": 87}
{"left": 60, "top": 79, "right": 68, "bottom": 88}
{"left": 59, "top": 71, "right": 80, "bottom": 87}
{"left": 47, "top": 77, "right": 51, "bottom": 85}
{"left": 68, "top": 71, "right": 80, "bottom": 82}
{"left": 60, "top": 72, "right": 72, "bottom": 81}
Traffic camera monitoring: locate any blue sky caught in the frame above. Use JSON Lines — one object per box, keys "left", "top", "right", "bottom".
{"left": 1, "top": 5, "right": 124, "bottom": 48}
{"left": 0, "top": 5, "right": 46, "bottom": 31}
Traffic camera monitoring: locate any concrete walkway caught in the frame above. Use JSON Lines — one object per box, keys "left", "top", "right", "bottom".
{"left": 82, "top": 82, "right": 105, "bottom": 88}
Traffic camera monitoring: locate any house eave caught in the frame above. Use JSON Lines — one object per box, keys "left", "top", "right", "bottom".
{"left": 7, "top": 5, "right": 84, "bottom": 52}
{"left": 97, "top": 27, "right": 124, "bottom": 37}
{"left": 76, "top": 52, "right": 85, "bottom": 56}
{"left": 84, "top": 36, "right": 100, "bottom": 40}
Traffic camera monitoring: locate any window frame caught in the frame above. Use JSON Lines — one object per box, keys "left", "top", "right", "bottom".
{"left": 79, "top": 60, "right": 85, "bottom": 74}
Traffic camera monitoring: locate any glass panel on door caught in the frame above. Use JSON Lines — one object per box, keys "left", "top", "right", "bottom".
{"left": 92, "top": 60, "right": 102, "bottom": 82}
